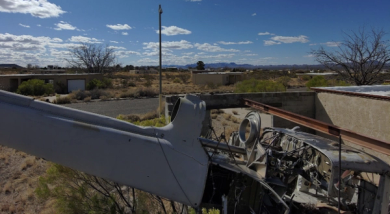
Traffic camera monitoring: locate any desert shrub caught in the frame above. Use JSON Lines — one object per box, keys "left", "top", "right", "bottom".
{"left": 89, "top": 89, "right": 111, "bottom": 99}
{"left": 165, "top": 73, "right": 174, "bottom": 80}
{"left": 142, "top": 74, "right": 155, "bottom": 81}
{"left": 83, "top": 96, "right": 91, "bottom": 102}
{"left": 210, "top": 109, "right": 224, "bottom": 114}
{"left": 143, "top": 79, "right": 152, "bottom": 87}
{"left": 118, "top": 90, "right": 135, "bottom": 98}
{"left": 306, "top": 76, "right": 351, "bottom": 89}
{"left": 305, "top": 76, "right": 328, "bottom": 88}
{"left": 119, "top": 88, "right": 158, "bottom": 99}
{"left": 234, "top": 79, "right": 286, "bottom": 93}
{"left": 99, "top": 96, "right": 109, "bottom": 101}
{"left": 206, "top": 82, "right": 219, "bottom": 89}
{"left": 53, "top": 95, "right": 71, "bottom": 104}
{"left": 55, "top": 81, "right": 67, "bottom": 94}
{"left": 277, "top": 76, "right": 291, "bottom": 88}
{"left": 86, "top": 78, "right": 112, "bottom": 90}
{"left": 69, "top": 90, "right": 90, "bottom": 100}
{"left": 128, "top": 81, "right": 136, "bottom": 87}
{"left": 178, "top": 74, "right": 190, "bottom": 84}
{"left": 173, "top": 78, "right": 181, "bottom": 83}
{"left": 16, "top": 79, "right": 54, "bottom": 96}
{"left": 117, "top": 111, "right": 165, "bottom": 127}
{"left": 189, "top": 208, "right": 220, "bottom": 214}
{"left": 101, "top": 77, "right": 112, "bottom": 88}
{"left": 301, "top": 75, "right": 311, "bottom": 81}
{"left": 136, "top": 88, "right": 158, "bottom": 97}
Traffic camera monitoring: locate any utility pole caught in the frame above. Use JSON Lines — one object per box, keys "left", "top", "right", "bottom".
{"left": 159, "top": 5, "right": 163, "bottom": 118}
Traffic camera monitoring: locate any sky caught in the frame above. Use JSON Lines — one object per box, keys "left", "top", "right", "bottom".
{"left": 0, "top": 0, "right": 389, "bottom": 67}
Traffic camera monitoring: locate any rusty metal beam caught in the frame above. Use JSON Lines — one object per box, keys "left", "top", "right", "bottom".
{"left": 244, "top": 98, "right": 390, "bottom": 156}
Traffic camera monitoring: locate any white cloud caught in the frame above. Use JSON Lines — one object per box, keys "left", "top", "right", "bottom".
{"left": 304, "top": 54, "right": 315, "bottom": 58}
{"left": 0, "top": 0, "right": 66, "bottom": 18}
{"left": 251, "top": 13, "right": 256, "bottom": 16}
{"left": 122, "top": 32, "right": 128, "bottom": 36}
{"left": 188, "top": 0, "right": 202, "bottom": 2}
{"left": 106, "top": 24, "right": 132, "bottom": 30}
{"left": 321, "top": 41, "right": 341, "bottom": 47}
{"left": 270, "top": 35, "right": 309, "bottom": 44}
{"left": 0, "top": 33, "right": 78, "bottom": 66}
{"left": 264, "top": 35, "right": 309, "bottom": 46}
{"left": 156, "top": 26, "right": 191, "bottom": 36}
{"left": 54, "top": 21, "right": 76, "bottom": 30}
{"left": 194, "top": 43, "right": 239, "bottom": 52}
{"left": 309, "top": 43, "right": 317, "bottom": 46}
{"left": 258, "top": 32, "right": 273, "bottom": 36}
{"left": 19, "top": 23, "right": 30, "bottom": 28}
{"left": 143, "top": 40, "right": 193, "bottom": 50}
{"left": 245, "top": 54, "right": 258, "bottom": 56}
{"left": 218, "top": 41, "right": 253, "bottom": 45}
{"left": 110, "top": 40, "right": 119, "bottom": 43}
{"left": 69, "top": 36, "right": 102, "bottom": 43}
{"left": 108, "top": 46, "right": 126, "bottom": 50}
{"left": 37, "top": 24, "right": 41, "bottom": 27}
{"left": 116, "top": 50, "right": 141, "bottom": 58}
{"left": 264, "top": 40, "right": 281, "bottom": 46}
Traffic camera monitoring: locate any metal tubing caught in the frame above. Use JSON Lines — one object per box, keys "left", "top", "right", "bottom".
{"left": 158, "top": 5, "right": 163, "bottom": 117}
{"left": 243, "top": 98, "right": 390, "bottom": 156}
{"left": 198, "top": 137, "right": 246, "bottom": 154}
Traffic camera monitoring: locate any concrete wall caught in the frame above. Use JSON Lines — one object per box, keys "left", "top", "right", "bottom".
{"left": 315, "top": 92, "right": 390, "bottom": 162}
{"left": 191, "top": 73, "right": 244, "bottom": 85}
{"left": 192, "top": 74, "right": 228, "bottom": 85}
{"left": 166, "top": 92, "right": 316, "bottom": 132}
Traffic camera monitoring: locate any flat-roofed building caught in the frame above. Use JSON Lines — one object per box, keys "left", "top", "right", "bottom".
{"left": 0, "top": 73, "right": 103, "bottom": 93}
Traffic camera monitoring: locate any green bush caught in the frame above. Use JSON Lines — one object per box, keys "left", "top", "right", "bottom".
{"left": 305, "top": 76, "right": 328, "bottom": 88}
{"left": 306, "top": 76, "right": 351, "bottom": 89}
{"left": 16, "top": 79, "right": 54, "bottom": 96}
{"left": 277, "top": 76, "right": 291, "bottom": 88}
{"left": 173, "top": 78, "right": 181, "bottom": 83}
{"left": 234, "top": 79, "right": 286, "bottom": 93}
{"left": 86, "top": 78, "right": 112, "bottom": 90}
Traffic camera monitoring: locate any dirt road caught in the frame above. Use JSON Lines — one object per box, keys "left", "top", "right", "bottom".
{"left": 62, "top": 98, "right": 159, "bottom": 118}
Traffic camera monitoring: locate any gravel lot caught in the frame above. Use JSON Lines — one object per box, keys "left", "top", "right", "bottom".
{"left": 62, "top": 98, "right": 159, "bottom": 118}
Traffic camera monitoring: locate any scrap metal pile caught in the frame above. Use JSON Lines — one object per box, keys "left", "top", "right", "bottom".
{"left": 199, "top": 111, "right": 390, "bottom": 214}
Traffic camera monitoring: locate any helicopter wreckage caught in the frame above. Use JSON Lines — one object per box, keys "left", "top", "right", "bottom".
{"left": 0, "top": 91, "right": 389, "bottom": 213}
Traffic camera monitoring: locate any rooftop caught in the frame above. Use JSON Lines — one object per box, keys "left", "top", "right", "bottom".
{"left": 313, "top": 85, "right": 390, "bottom": 99}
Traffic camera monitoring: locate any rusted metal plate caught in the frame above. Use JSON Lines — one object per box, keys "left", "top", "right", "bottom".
{"left": 244, "top": 98, "right": 390, "bottom": 156}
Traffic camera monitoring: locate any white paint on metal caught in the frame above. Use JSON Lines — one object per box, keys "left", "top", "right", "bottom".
{"left": 0, "top": 90, "right": 208, "bottom": 207}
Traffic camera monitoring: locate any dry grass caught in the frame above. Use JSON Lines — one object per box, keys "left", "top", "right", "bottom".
{"left": 210, "top": 110, "right": 241, "bottom": 141}
{"left": 110, "top": 72, "right": 236, "bottom": 96}
{"left": 0, "top": 145, "right": 51, "bottom": 213}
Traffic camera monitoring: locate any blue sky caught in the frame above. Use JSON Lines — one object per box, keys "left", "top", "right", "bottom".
{"left": 1, "top": 0, "right": 389, "bottom": 67}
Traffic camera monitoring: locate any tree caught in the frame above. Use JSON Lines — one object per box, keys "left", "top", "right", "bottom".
{"left": 196, "top": 61, "right": 205, "bottom": 70}
{"left": 311, "top": 28, "right": 390, "bottom": 85}
{"left": 66, "top": 43, "right": 116, "bottom": 73}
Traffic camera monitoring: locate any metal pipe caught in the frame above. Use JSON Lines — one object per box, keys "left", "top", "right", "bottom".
{"left": 158, "top": 5, "right": 163, "bottom": 117}
{"left": 243, "top": 98, "right": 390, "bottom": 156}
{"left": 198, "top": 137, "right": 246, "bottom": 154}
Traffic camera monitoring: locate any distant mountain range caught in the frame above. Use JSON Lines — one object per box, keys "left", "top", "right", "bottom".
{"left": 164, "top": 62, "right": 327, "bottom": 70}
